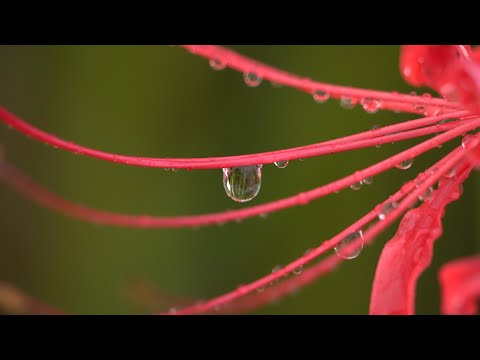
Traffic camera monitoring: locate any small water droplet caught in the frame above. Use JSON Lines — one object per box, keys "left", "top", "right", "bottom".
{"left": 371, "top": 124, "right": 381, "bottom": 131}
{"left": 169, "top": 307, "right": 177, "bottom": 314}
{"left": 361, "top": 98, "right": 381, "bottom": 114}
{"left": 272, "top": 265, "right": 282, "bottom": 273}
{"left": 304, "top": 248, "right": 313, "bottom": 255}
{"left": 259, "top": 213, "right": 268, "bottom": 219}
{"left": 334, "top": 230, "right": 364, "bottom": 259}
{"left": 350, "top": 181, "right": 363, "bottom": 191}
{"left": 293, "top": 266, "right": 303, "bottom": 275}
{"left": 274, "top": 160, "right": 289, "bottom": 168}
{"left": 378, "top": 201, "right": 399, "bottom": 221}
{"left": 424, "top": 108, "right": 442, "bottom": 117}
{"left": 243, "top": 72, "right": 262, "bottom": 87}
{"left": 209, "top": 58, "right": 226, "bottom": 71}
{"left": 270, "top": 81, "right": 282, "bottom": 88}
{"left": 444, "top": 167, "right": 456, "bottom": 178}
{"left": 396, "top": 158, "right": 414, "bottom": 170}
{"left": 458, "top": 184, "right": 464, "bottom": 195}
{"left": 340, "top": 97, "right": 355, "bottom": 109}
{"left": 257, "top": 286, "right": 265, "bottom": 293}
{"left": 413, "top": 104, "right": 425, "bottom": 111}
{"left": 419, "top": 186, "right": 434, "bottom": 202}
{"left": 362, "top": 177, "right": 374, "bottom": 185}
{"left": 462, "top": 134, "right": 475, "bottom": 149}
{"left": 223, "top": 166, "right": 262, "bottom": 202}
{"left": 312, "top": 90, "right": 330, "bottom": 103}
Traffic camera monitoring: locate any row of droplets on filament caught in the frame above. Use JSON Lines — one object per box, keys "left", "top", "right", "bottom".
{"left": 208, "top": 57, "right": 444, "bottom": 116}
{"left": 221, "top": 134, "right": 475, "bottom": 263}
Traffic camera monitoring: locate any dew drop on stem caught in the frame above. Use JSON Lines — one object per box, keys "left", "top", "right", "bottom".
{"left": 334, "top": 230, "right": 364, "bottom": 259}
{"left": 312, "top": 90, "right": 330, "bottom": 103}
{"left": 209, "top": 58, "right": 226, "bottom": 71}
{"left": 274, "top": 160, "right": 289, "bottom": 168}
{"left": 396, "top": 158, "right": 414, "bottom": 170}
{"left": 243, "top": 72, "right": 262, "bottom": 87}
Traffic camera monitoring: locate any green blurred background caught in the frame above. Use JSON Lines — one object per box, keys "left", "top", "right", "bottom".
{"left": 0, "top": 45, "right": 478, "bottom": 314}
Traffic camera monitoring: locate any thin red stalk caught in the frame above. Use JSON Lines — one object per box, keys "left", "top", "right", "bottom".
{"left": 171, "top": 146, "right": 470, "bottom": 314}
{"left": 439, "top": 256, "right": 480, "bottom": 314}
{"left": 0, "top": 106, "right": 469, "bottom": 169}
{"left": 1, "top": 119, "right": 479, "bottom": 229}
{"left": 180, "top": 45, "right": 462, "bottom": 114}
{"left": 0, "top": 281, "right": 64, "bottom": 315}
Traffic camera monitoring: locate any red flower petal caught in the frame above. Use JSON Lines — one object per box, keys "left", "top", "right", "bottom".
{"left": 400, "top": 45, "right": 429, "bottom": 87}
{"left": 369, "top": 165, "right": 468, "bottom": 315}
{"left": 439, "top": 256, "right": 480, "bottom": 314}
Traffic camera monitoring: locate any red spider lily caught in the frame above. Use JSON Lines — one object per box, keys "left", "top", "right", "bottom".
{"left": 0, "top": 45, "right": 479, "bottom": 315}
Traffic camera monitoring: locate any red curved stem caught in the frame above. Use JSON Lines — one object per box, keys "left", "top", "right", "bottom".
{"left": 0, "top": 106, "right": 469, "bottom": 169}
{"left": 180, "top": 45, "right": 462, "bottom": 114}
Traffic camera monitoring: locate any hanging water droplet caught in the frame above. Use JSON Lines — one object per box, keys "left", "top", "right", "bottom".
{"left": 274, "top": 160, "right": 289, "bottom": 168}
{"left": 243, "top": 72, "right": 262, "bottom": 87}
{"left": 361, "top": 98, "right": 381, "bottom": 114}
{"left": 462, "top": 134, "right": 475, "bottom": 149}
{"left": 312, "top": 90, "right": 330, "bottom": 103}
{"left": 340, "top": 97, "right": 355, "bottom": 109}
{"left": 396, "top": 158, "right": 414, "bottom": 170}
{"left": 378, "top": 201, "right": 399, "bottom": 221}
{"left": 169, "top": 307, "right": 177, "bottom": 314}
{"left": 304, "top": 248, "right": 313, "bottom": 255}
{"left": 209, "top": 58, "right": 226, "bottom": 71}
{"left": 223, "top": 165, "right": 262, "bottom": 202}
{"left": 362, "top": 177, "right": 374, "bottom": 185}
{"left": 259, "top": 213, "right": 268, "bottom": 219}
{"left": 419, "top": 186, "right": 434, "bottom": 202}
{"left": 293, "top": 266, "right": 303, "bottom": 275}
{"left": 334, "top": 230, "right": 364, "bottom": 260}
{"left": 350, "top": 181, "right": 363, "bottom": 191}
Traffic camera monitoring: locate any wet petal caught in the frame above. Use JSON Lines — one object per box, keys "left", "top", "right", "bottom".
{"left": 439, "top": 256, "right": 480, "bottom": 315}
{"left": 369, "top": 168, "right": 468, "bottom": 314}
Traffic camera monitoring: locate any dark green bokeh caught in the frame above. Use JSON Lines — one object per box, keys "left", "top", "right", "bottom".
{"left": 0, "top": 45, "right": 478, "bottom": 314}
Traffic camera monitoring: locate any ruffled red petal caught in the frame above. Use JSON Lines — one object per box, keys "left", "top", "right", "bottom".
{"left": 439, "top": 256, "right": 480, "bottom": 314}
